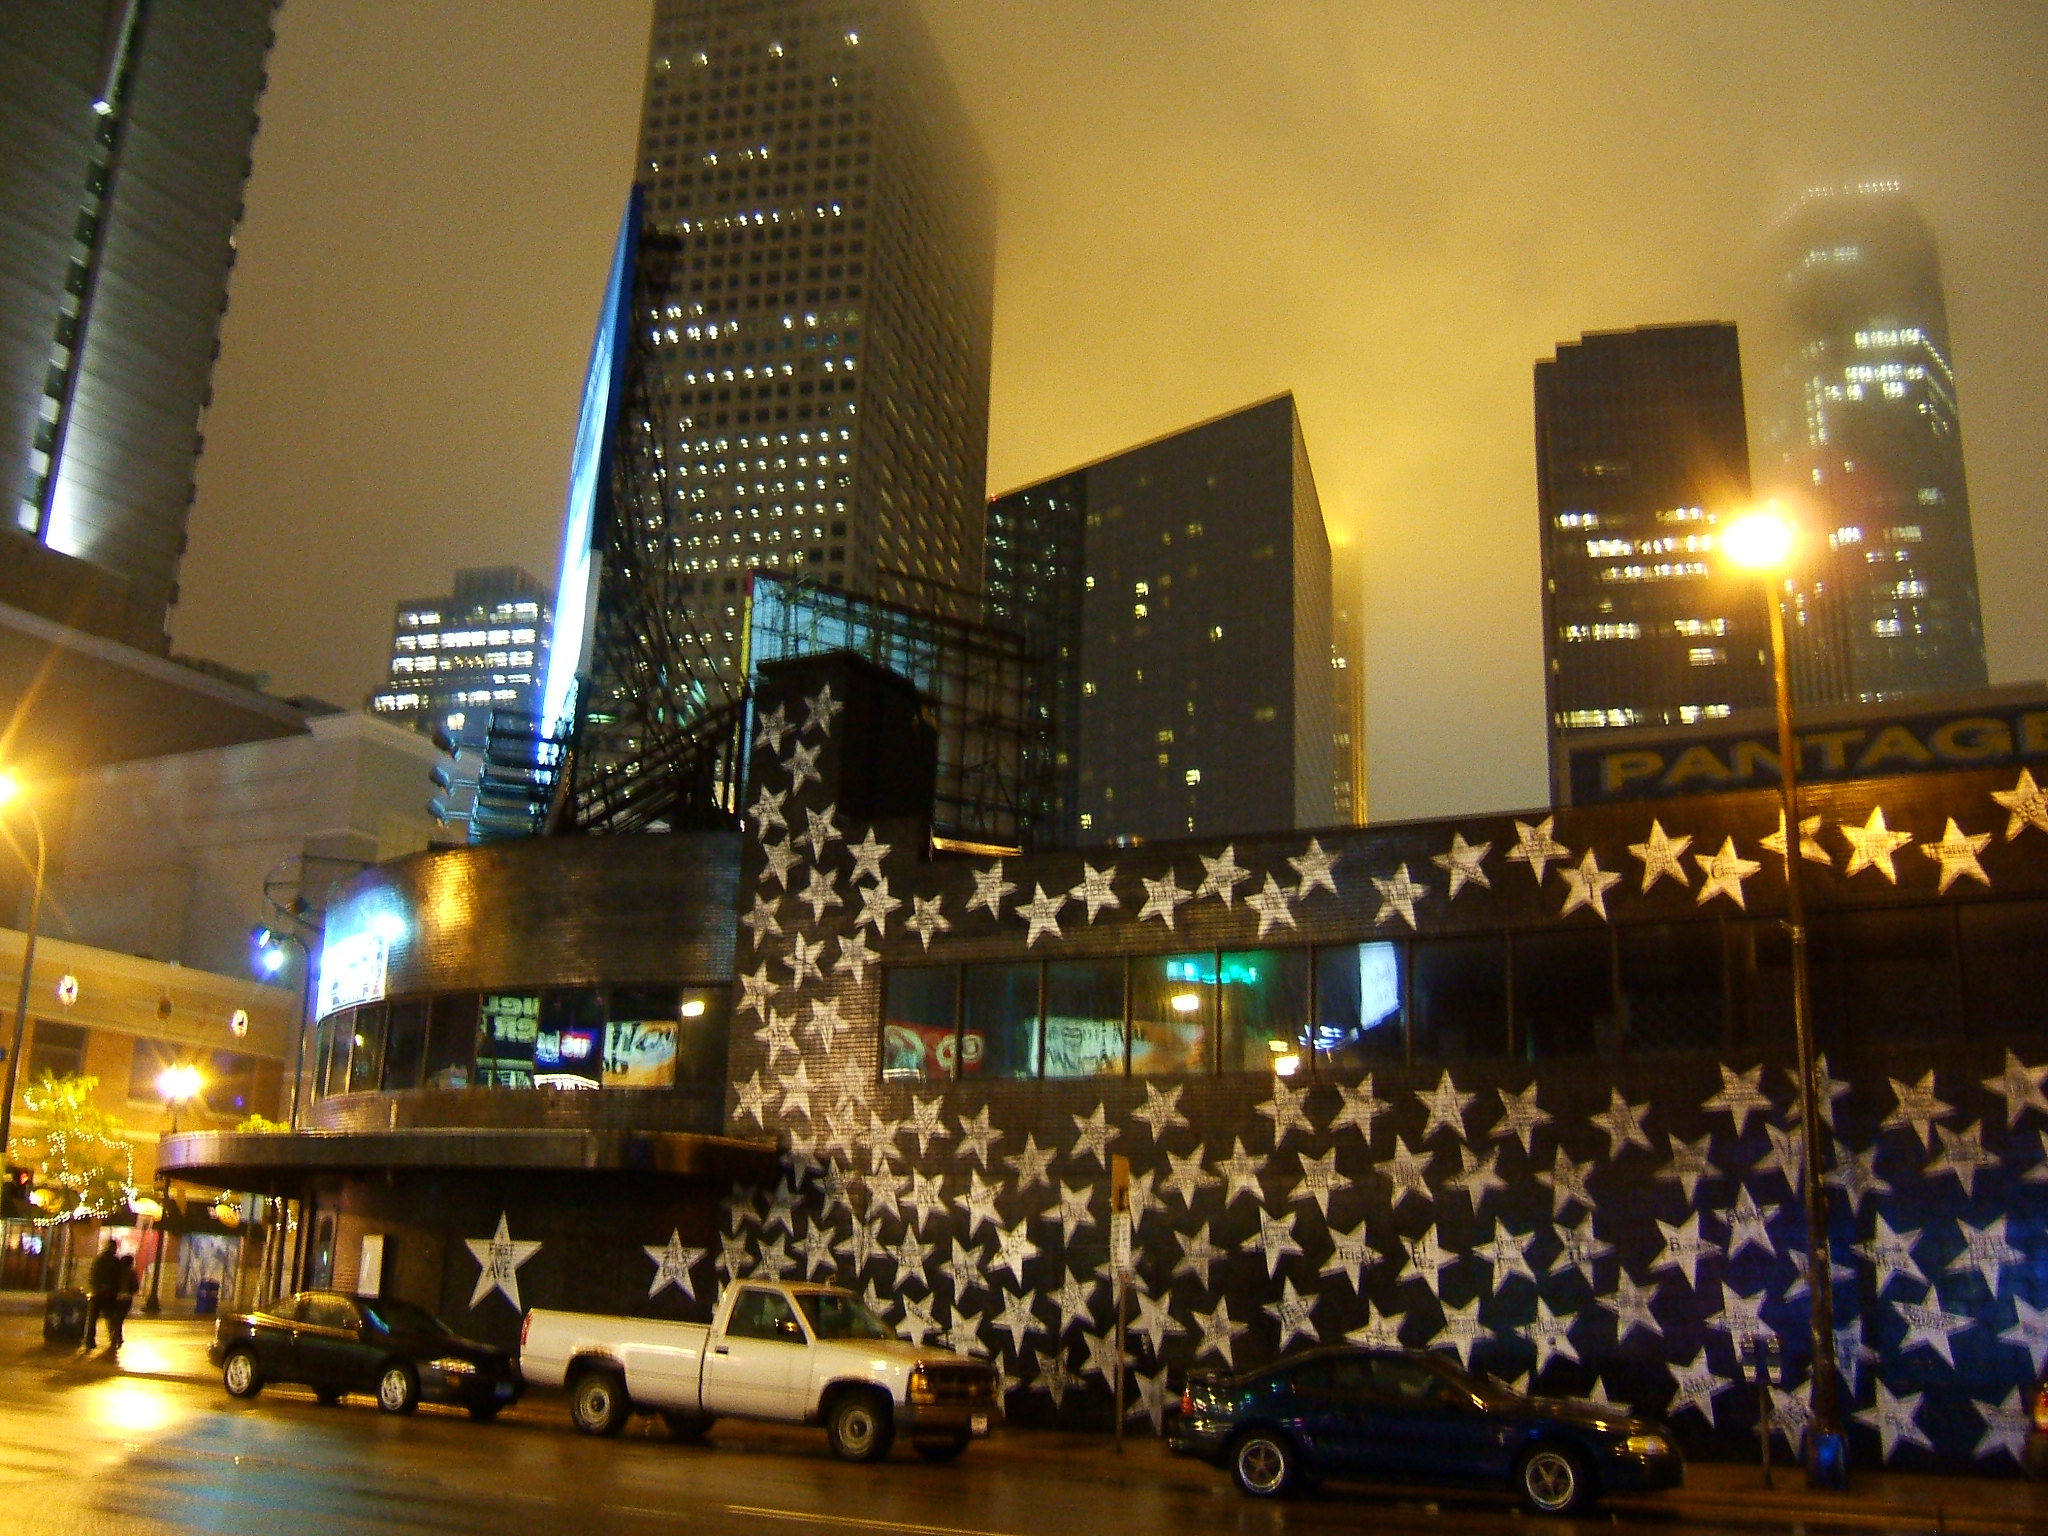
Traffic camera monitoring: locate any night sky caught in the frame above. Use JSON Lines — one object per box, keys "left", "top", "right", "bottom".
{"left": 174, "top": 1, "right": 2048, "bottom": 822}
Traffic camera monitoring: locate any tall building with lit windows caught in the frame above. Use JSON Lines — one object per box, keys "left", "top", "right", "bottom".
{"left": 625, "top": 0, "right": 994, "bottom": 688}
{"left": 1535, "top": 323, "right": 1773, "bottom": 800}
{"left": 369, "top": 568, "right": 550, "bottom": 740}
{"left": 987, "top": 395, "right": 1335, "bottom": 847}
{"left": 1755, "top": 183, "right": 1988, "bottom": 704}
{"left": 0, "top": 1, "right": 276, "bottom": 654}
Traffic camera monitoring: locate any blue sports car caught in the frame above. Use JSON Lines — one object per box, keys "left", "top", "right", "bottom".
{"left": 1170, "top": 1345, "right": 1683, "bottom": 1514}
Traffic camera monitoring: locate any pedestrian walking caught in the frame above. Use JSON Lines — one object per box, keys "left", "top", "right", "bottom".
{"left": 81, "top": 1239, "right": 119, "bottom": 1350}
{"left": 107, "top": 1250, "right": 139, "bottom": 1350}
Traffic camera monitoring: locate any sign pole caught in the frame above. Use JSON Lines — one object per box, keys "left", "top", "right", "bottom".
{"left": 1111, "top": 1155, "right": 1130, "bottom": 1454}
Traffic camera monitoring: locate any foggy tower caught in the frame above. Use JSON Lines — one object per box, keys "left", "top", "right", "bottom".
{"left": 0, "top": 1, "right": 275, "bottom": 653}
{"left": 633, "top": 0, "right": 995, "bottom": 687}
{"left": 1535, "top": 323, "right": 1773, "bottom": 799}
{"left": 1756, "top": 183, "right": 1989, "bottom": 704}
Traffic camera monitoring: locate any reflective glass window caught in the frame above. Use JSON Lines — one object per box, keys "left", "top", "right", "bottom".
{"left": 346, "top": 1003, "right": 387, "bottom": 1093}
{"left": 673, "top": 986, "right": 731, "bottom": 1088}
{"left": 1512, "top": 930, "right": 1610, "bottom": 1060}
{"left": 1043, "top": 960, "right": 1123, "bottom": 1079}
{"left": 1411, "top": 936, "right": 1508, "bottom": 1060}
{"left": 423, "top": 994, "right": 477, "bottom": 1089}
{"left": 1220, "top": 949, "right": 1310, "bottom": 1073}
{"left": 537, "top": 989, "right": 605, "bottom": 1089}
{"left": 1129, "top": 954, "right": 1211, "bottom": 1076}
{"left": 882, "top": 966, "right": 958, "bottom": 1083}
{"left": 967, "top": 962, "right": 1042, "bottom": 1079}
{"left": 1618, "top": 923, "right": 1724, "bottom": 1055}
{"left": 382, "top": 1001, "right": 428, "bottom": 1090}
{"left": 606, "top": 986, "right": 681, "bottom": 1089}
{"left": 1315, "top": 941, "right": 1408, "bottom": 1069}
{"left": 477, "top": 994, "right": 540, "bottom": 1089}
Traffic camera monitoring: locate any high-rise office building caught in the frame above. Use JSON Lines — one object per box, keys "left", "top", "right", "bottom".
{"left": 1536, "top": 323, "right": 1773, "bottom": 799}
{"left": 0, "top": 1, "right": 275, "bottom": 653}
{"left": 627, "top": 0, "right": 995, "bottom": 689}
{"left": 1755, "top": 182, "right": 1988, "bottom": 704}
{"left": 1330, "top": 539, "right": 1367, "bottom": 825}
{"left": 369, "top": 567, "right": 551, "bottom": 740}
{"left": 987, "top": 394, "right": 1336, "bottom": 846}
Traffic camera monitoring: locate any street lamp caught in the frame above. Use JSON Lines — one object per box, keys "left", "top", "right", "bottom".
{"left": 1721, "top": 506, "right": 1848, "bottom": 1490}
{"left": 0, "top": 772, "right": 48, "bottom": 1195}
{"left": 142, "top": 1062, "right": 203, "bottom": 1315}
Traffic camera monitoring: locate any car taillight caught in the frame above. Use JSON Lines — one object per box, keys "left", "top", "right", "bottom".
{"left": 2032, "top": 1385, "right": 2048, "bottom": 1433}
{"left": 1180, "top": 1387, "right": 1193, "bottom": 1415}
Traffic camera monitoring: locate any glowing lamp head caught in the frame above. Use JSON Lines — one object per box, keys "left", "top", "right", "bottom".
{"left": 1169, "top": 992, "right": 1200, "bottom": 1014}
{"left": 0, "top": 772, "right": 18, "bottom": 806}
{"left": 157, "top": 1063, "right": 202, "bottom": 1105}
{"left": 1721, "top": 509, "right": 1794, "bottom": 572}
{"left": 258, "top": 945, "right": 287, "bottom": 976}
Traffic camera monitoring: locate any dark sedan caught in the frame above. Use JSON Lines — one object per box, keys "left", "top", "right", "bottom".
{"left": 209, "top": 1290, "right": 521, "bottom": 1420}
{"left": 1170, "top": 1345, "right": 1683, "bottom": 1514}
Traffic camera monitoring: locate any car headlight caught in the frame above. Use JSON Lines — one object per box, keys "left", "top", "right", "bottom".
{"left": 1624, "top": 1433, "right": 1669, "bottom": 1456}
{"left": 427, "top": 1358, "right": 477, "bottom": 1376}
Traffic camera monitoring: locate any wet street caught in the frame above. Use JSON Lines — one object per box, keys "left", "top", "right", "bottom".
{"left": 0, "top": 1314, "right": 2002, "bottom": 1536}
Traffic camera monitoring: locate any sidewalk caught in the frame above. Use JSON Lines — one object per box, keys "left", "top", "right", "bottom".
{"left": 5, "top": 1301, "right": 2041, "bottom": 1533}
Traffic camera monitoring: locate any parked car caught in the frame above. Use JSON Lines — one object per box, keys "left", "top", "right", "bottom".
{"left": 1170, "top": 1345, "right": 1683, "bottom": 1514}
{"left": 210, "top": 1290, "right": 521, "bottom": 1419}
{"left": 519, "top": 1280, "right": 998, "bottom": 1461}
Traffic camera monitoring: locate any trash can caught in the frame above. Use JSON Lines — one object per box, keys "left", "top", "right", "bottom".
{"left": 42, "top": 1288, "right": 87, "bottom": 1345}
{"left": 194, "top": 1278, "right": 221, "bottom": 1317}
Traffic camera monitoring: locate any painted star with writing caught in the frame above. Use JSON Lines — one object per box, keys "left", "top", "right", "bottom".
{"left": 1135, "top": 868, "right": 1194, "bottom": 928}
{"left": 1506, "top": 816, "right": 1572, "bottom": 884}
{"left": 1246, "top": 873, "right": 1298, "bottom": 938}
{"left": 1345, "top": 1302, "right": 1407, "bottom": 1351}
{"left": 1992, "top": 767, "right": 2048, "bottom": 840}
{"left": 1068, "top": 861, "right": 1120, "bottom": 922}
{"left": 1372, "top": 862, "right": 1428, "bottom": 929}
{"left": 1921, "top": 817, "right": 1992, "bottom": 892}
{"left": 1264, "top": 1277, "right": 1321, "bottom": 1351}
{"left": 1416, "top": 1069, "right": 1475, "bottom": 1142}
{"left": 1432, "top": 831, "right": 1493, "bottom": 898}
{"left": 1196, "top": 844, "right": 1252, "bottom": 905}
{"left": 1839, "top": 805, "right": 1913, "bottom": 881}
{"left": 1559, "top": 849, "right": 1623, "bottom": 920}
{"left": 644, "top": 1230, "right": 706, "bottom": 1300}
{"left": 1628, "top": 820, "right": 1693, "bottom": 891}
{"left": 1762, "top": 808, "right": 1831, "bottom": 866}
{"left": 1191, "top": 1297, "right": 1251, "bottom": 1366}
{"left": 465, "top": 1213, "right": 542, "bottom": 1311}
{"left": 1693, "top": 837, "right": 1761, "bottom": 908}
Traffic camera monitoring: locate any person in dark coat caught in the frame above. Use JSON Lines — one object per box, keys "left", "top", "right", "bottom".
{"left": 82, "top": 1239, "right": 120, "bottom": 1350}
{"left": 106, "top": 1251, "right": 139, "bottom": 1349}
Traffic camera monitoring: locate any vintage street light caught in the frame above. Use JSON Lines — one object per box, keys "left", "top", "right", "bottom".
{"left": 0, "top": 772, "right": 48, "bottom": 1188}
{"left": 142, "top": 1062, "right": 203, "bottom": 1315}
{"left": 1721, "top": 506, "right": 1848, "bottom": 1489}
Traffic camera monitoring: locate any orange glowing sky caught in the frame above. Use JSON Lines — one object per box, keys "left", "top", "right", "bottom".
{"left": 176, "top": 1, "right": 2048, "bottom": 820}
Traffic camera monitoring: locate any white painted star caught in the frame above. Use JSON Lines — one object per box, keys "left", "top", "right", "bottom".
{"left": 1162, "top": 1144, "right": 1220, "bottom": 1209}
{"left": 954, "top": 1169, "right": 1004, "bottom": 1239}
{"left": 1172, "top": 1221, "right": 1228, "bottom": 1290}
{"left": 1558, "top": 849, "right": 1623, "bottom": 920}
{"left": 1445, "top": 1144, "right": 1509, "bottom": 1213}
{"left": 1432, "top": 831, "right": 1494, "bottom": 898}
{"left": 1949, "top": 1215, "right": 2024, "bottom": 1294}
{"left": 1982, "top": 1049, "right": 2048, "bottom": 1129}
{"left": 1379, "top": 1135, "right": 1435, "bottom": 1210}
{"left": 1047, "top": 1267, "right": 1101, "bottom": 1340}
{"left": 1290, "top": 836, "right": 1341, "bottom": 899}
{"left": 1004, "top": 1132, "right": 1057, "bottom": 1195}
{"left": 1970, "top": 1387, "right": 2033, "bottom": 1466}
{"left": 796, "top": 864, "right": 844, "bottom": 923}
{"left": 795, "top": 1220, "right": 839, "bottom": 1280}
{"left": 1069, "top": 861, "right": 1121, "bottom": 922}
{"left": 1921, "top": 817, "right": 1992, "bottom": 892}
{"left": 1345, "top": 1302, "right": 1407, "bottom": 1351}
{"left": 644, "top": 1229, "right": 705, "bottom": 1300}
{"left": 1192, "top": 1297, "right": 1252, "bottom": 1365}
{"left": 465, "top": 1213, "right": 541, "bottom": 1310}
{"left": 783, "top": 738, "right": 822, "bottom": 794}
{"left": 802, "top": 682, "right": 844, "bottom": 736}
{"left": 1195, "top": 844, "right": 1252, "bottom": 905}
{"left": 1665, "top": 1349, "right": 1733, "bottom": 1427}
{"left": 902, "top": 1168, "right": 948, "bottom": 1231}
{"left": 1882, "top": 1070, "right": 1953, "bottom": 1150}
{"left": 1018, "top": 883, "right": 1068, "bottom": 946}
{"left": 1693, "top": 837, "right": 1761, "bottom": 908}
{"left": 1839, "top": 805, "right": 1913, "bottom": 881}
{"left": 1473, "top": 1219, "right": 1537, "bottom": 1294}
{"left": 1043, "top": 1181, "right": 1097, "bottom": 1244}
{"left": 1856, "top": 1214, "right": 1928, "bottom": 1294}
{"left": 733, "top": 1070, "right": 771, "bottom": 1129}
{"left": 2002, "top": 1296, "right": 2048, "bottom": 1374}
{"left": 1263, "top": 1277, "right": 1321, "bottom": 1351}
{"left": 1756, "top": 1121, "right": 1806, "bottom": 1191}
{"left": 1651, "top": 1212, "right": 1721, "bottom": 1290}
{"left": 1429, "top": 1296, "right": 1494, "bottom": 1369}
{"left": 784, "top": 932, "right": 824, "bottom": 987}
{"left": 758, "top": 838, "right": 802, "bottom": 891}
{"left": 1702, "top": 1063, "right": 1773, "bottom": 1138}
{"left": 896, "top": 1294, "right": 940, "bottom": 1345}
{"left": 955, "top": 1106, "right": 1002, "bottom": 1168}
{"left": 1491, "top": 1083, "right": 1552, "bottom": 1155}
{"left": 1251, "top": 1207, "right": 1304, "bottom": 1276}
{"left": 1628, "top": 820, "right": 1693, "bottom": 891}
{"left": 1724, "top": 1186, "right": 1780, "bottom": 1260}
{"left": 1246, "top": 872, "right": 1298, "bottom": 938}
{"left": 1992, "top": 767, "right": 2048, "bottom": 840}
{"left": 1397, "top": 1224, "right": 1455, "bottom": 1295}
{"left": 905, "top": 893, "right": 950, "bottom": 950}
{"left": 1656, "top": 1133, "right": 1718, "bottom": 1204}
{"left": 835, "top": 1217, "right": 883, "bottom": 1278}
{"left": 1854, "top": 1379, "right": 1934, "bottom": 1461}
{"left": 1762, "top": 808, "right": 1831, "bottom": 866}
{"left": 1927, "top": 1120, "right": 1998, "bottom": 1197}
{"left": 1078, "top": 1328, "right": 1129, "bottom": 1385}
{"left": 1550, "top": 1213, "right": 1616, "bottom": 1287}
{"left": 1289, "top": 1147, "right": 1351, "bottom": 1217}
{"left": 1135, "top": 868, "right": 1195, "bottom": 928}
{"left": 989, "top": 1288, "right": 1043, "bottom": 1356}
{"left": 1131, "top": 1288, "right": 1186, "bottom": 1355}
{"left": 1216, "top": 1136, "right": 1267, "bottom": 1208}
{"left": 1827, "top": 1142, "right": 1890, "bottom": 1217}
{"left": 1590, "top": 1088, "right": 1654, "bottom": 1159}
{"left": 1069, "top": 1104, "right": 1120, "bottom": 1168}
{"left": 1030, "top": 1345, "right": 1079, "bottom": 1406}
{"left": 799, "top": 804, "right": 843, "bottom": 863}
{"left": 1416, "top": 1069, "right": 1476, "bottom": 1142}
{"left": 832, "top": 929, "right": 878, "bottom": 983}
{"left": 851, "top": 875, "right": 899, "bottom": 933}
{"left": 1520, "top": 1297, "right": 1582, "bottom": 1374}
{"left": 1706, "top": 1282, "right": 1774, "bottom": 1355}
{"left": 1371, "top": 862, "right": 1428, "bottom": 929}
{"left": 752, "top": 1009, "right": 797, "bottom": 1064}
{"left": 989, "top": 1221, "right": 1040, "bottom": 1288}
{"left": 1257, "top": 1077, "right": 1315, "bottom": 1147}
{"left": 1507, "top": 815, "right": 1571, "bottom": 884}
{"left": 740, "top": 892, "right": 785, "bottom": 943}
{"left": 752, "top": 703, "right": 795, "bottom": 757}
{"left": 778, "top": 1057, "right": 816, "bottom": 1120}
{"left": 1333, "top": 1075, "right": 1395, "bottom": 1143}
{"left": 736, "top": 961, "right": 780, "bottom": 1019}
{"left": 748, "top": 779, "right": 789, "bottom": 834}
{"left": 1598, "top": 1268, "right": 1664, "bottom": 1342}
{"left": 1319, "top": 1219, "right": 1377, "bottom": 1293}
{"left": 1133, "top": 1081, "right": 1190, "bottom": 1143}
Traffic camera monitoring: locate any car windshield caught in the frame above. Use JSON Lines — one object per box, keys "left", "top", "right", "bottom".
{"left": 359, "top": 1299, "right": 451, "bottom": 1337}
{"left": 794, "top": 1291, "right": 894, "bottom": 1341}
{"left": 1432, "top": 1355, "right": 1508, "bottom": 1407}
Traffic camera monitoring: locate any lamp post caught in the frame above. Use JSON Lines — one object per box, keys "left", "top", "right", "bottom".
{"left": 0, "top": 773, "right": 48, "bottom": 1191}
{"left": 143, "top": 1062, "right": 202, "bottom": 1316}
{"left": 1721, "top": 508, "right": 1848, "bottom": 1490}
{"left": 253, "top": 923, "right": 315, "bottom": 1125}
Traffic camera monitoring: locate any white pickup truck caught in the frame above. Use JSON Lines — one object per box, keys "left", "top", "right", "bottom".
{"left": 518, "top": 1280, "right": 999, "bottom": 1462}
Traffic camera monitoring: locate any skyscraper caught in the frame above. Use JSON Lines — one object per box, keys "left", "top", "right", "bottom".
{"left": 987, "top": 395, "right": 1336, "bottom": 846}
{"left": 0, "top": 1, "right": 275, "bottom": 653}
{"left": 1755, "top": 182, "right": 1988, "bottom": 704}
{"left": 1329, "top": 539, "right": 1367, "bottom": 825}
{"left": 629, "top": 0, "right": 995, "bottom": 687}
{"left": 1535, "top": 323, "right": 1772, "bottom": 798}
{"left": 369, "top": 567, "right": 551, "bottom": 740}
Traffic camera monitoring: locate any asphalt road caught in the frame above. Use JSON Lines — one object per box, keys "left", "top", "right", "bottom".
{"left": 0, "top": 1315, "right": 1959, "bottom": 1536}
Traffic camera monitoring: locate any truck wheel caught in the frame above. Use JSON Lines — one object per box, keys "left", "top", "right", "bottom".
{"left": 914, "top": 1436, "right": 970, "bottom": 1463}
{"left": 570, "top": 1368, "right": 630, "bottom": 1436}
{"left": 662, "top": 1410, "right": 715, "bottom": 1443}
{"left": 222, "top": 1348, "right": 263, "bottom": 1399}
{"left": 826, "top": 1389, "right": 894, "bottom": 1463}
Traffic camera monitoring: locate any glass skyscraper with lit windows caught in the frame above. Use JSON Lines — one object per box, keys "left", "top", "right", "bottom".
{"left": 1755, "top": 183, "right": 1988, "bottom": 705}
{"left": 369, "top": 567, "right": 551, "bottom": 741}
{"left": 1535, "top": 323, "right": 1774, "bottom": 799}
{"left": 626, "top": 0, "right": 995, "bottom": 690}
{"left": 0, "top": 0, "right": 275, "bottom": 654}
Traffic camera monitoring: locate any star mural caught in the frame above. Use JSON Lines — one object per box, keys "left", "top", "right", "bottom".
{"left": 1628, "top": 820, "right": 1693, "bottom": 891}
{"left": 465, "top": 1213, "right": 541, "bottom": 1311}
{"left": 1431, "top": 832, "right": 1493, "bottom": 898}
{"left": 644, "top": 1230, "right": 707, "bottom": 1300}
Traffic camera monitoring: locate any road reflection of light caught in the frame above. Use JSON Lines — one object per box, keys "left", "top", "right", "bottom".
{"left": 87, "top": 1379, "right": 186, "bottom": 1436}
{"left": 110, "top": 1337, "right": 177, "bottom": 1376}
